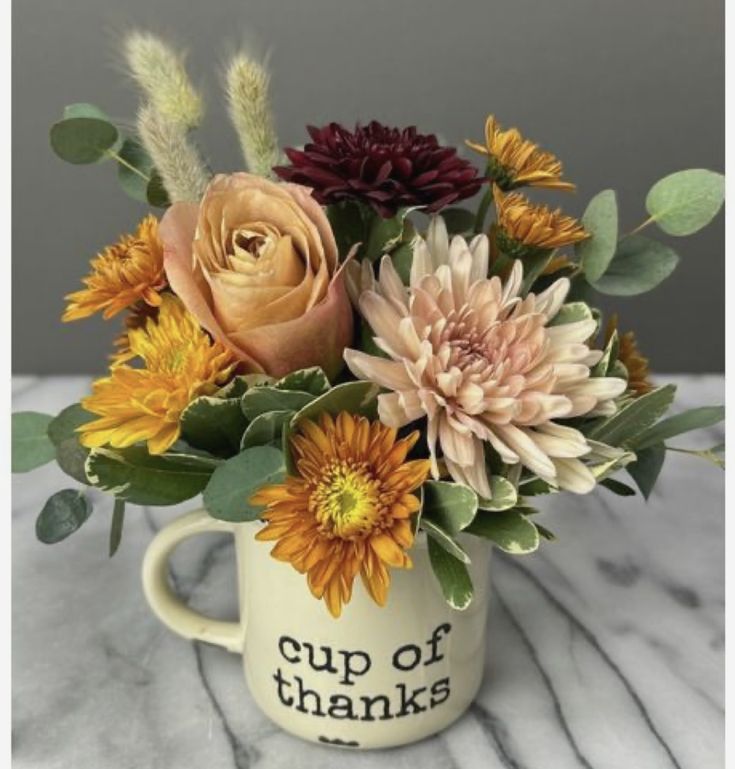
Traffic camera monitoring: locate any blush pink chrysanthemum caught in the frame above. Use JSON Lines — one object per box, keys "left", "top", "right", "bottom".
{"left": 344, "top": 216, "right": 627, "bottom": 498}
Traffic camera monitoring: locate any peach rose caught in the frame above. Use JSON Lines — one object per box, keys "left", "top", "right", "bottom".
{"left": 160, "top": 173, "right": 353, "bottom": 379}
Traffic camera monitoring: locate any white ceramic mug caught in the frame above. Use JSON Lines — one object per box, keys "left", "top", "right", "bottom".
{"left": 142, "top": 508, "right": 491, "bottom": 749}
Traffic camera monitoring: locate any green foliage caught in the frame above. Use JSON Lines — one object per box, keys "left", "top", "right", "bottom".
{"left": 576, "top": 189, "right": 619, "bottom": 282}
{"left": 626, "top": 443, "right": 666, "bottom": 499}
{"left": 47, "top": 403, "right": 94, "bottom": 484}
{"left": 86, "top": 447, "right": 219, "bottom": 505}
{"left": 117, "top": 138, "right": 154, "bottom": 202}
{"left": 477, "top": 476, "right": 519, "bottom": 511}
{"left": 36, "top": 490, "right": 93, "bottom": 545}
{"left": 645, "top": 169, "right": 725, "bottom": 236}
{"left": 327, "top": 200, "right": 368, "bottom": 259}
{"left": 422, "top": 481, "right": 478, "bottom": 534}
{"left": 633, "top": 406, "right": 725, "bottom": 450}
{"left": 291, "top": 381, "right": 380, "bottom": 425}
{"left": 421, "top": 519, "right": 471, "bottom": 563}
{"left": 600, "top": 477, "right": 637, "bottom": 496}
{"left": 241, "top": 410, "right": 294, "bottom": 450}
{"left": 427, "top": 536, "right": 473, "bottom": 610}
{"left": 50, "top": 115, "right": 120, "bottom": 164}
{"left": 588, "top": 385, "right": 677, "bottom": 447}
{"left": 276, "top": 367, "right": 331, "bottom": 396}
{"left": 363, "top": 207, "right": 416, "bottom": 262}
{"left": 203, "top": 446, "right": 285, "bottom": 522}
{"left": 441, "top": 207, "right": 476, "bottom": 236}
{"left": 549, "top": 302, "right": 594, "bottom": 327}
{"left": 11, "top": 412, "right": 56, "bottom": 473}
{"left": 591, "top": 329, "right": 619, "bottom": 378}
{"left": 466, "top": 508, "right": 540, "bottom": 554}
{"left": 109, "top": 499, "right": 125, "bottom": 557}
{"left": 180, "top": 396, "right": 248, "bottom": 455}
{"left": 590, "top": 235, "right": 679, "bottom": 296}
{"left": 241, "top": 387, "right": 315, "bottom": 421}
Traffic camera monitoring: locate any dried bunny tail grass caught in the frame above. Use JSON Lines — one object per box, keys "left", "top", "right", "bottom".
{"left": 137, "top": 104, "right": 209, "bottom": 202}
{"left": 124, "top": 31, "right": 203, "bottom": 129}
{"left": 225, "top": 52, "right": 281, "bottom": 176}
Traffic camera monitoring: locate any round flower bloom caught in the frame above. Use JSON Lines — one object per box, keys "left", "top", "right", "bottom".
{"left": 273, "top": 121, "right": 485, "bottom": 218}
{"left": 494, "top": 188, "right": 589, "bottom": 257}
{"left": 78, "top": 295, "right": 235, "bottom": 455}
{"left": 161, "top": 173, "right": 353, "bottom": 379}
{"left": 344, "top": 216, "right": 627, "bottom": 498}
{"left": 251, "top": 412, "right": 431, "bottom": 618}
{"left": 466, "top": 115, "right": 575, "bottom": 192}
{"left": 605, "top": 314, "right": 653, "bottom": 397}
{"left": 63, "top": 215, "right": 166, "bottom": 322}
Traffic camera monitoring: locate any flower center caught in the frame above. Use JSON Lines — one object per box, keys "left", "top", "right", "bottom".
{"left": 310, "top": 461, "right": 383, "bottom": 539}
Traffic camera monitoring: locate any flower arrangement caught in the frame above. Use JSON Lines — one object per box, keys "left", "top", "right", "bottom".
{"left": 13, "top": 33, "right": 725, "bottom": 619}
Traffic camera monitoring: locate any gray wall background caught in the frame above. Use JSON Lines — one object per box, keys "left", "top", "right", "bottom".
{"left": 12, "top": 0, "right": 724, "bottom": 374}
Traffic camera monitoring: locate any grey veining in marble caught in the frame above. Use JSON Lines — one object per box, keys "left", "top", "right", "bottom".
{"left": 12, "top": 375, "right": 725, "bottom": 769}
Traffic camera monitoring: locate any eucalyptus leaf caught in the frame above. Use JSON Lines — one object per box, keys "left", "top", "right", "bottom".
{"left": 427, "top": 536, "right": 473, "bottom": 610}
{"left": 591, "top": 235, "right": 679, "bottom": 296}
{"left": 422, "top": 481, "right": 478, "bottom": 534}
{"left": 117, "top": 138, "right": 153, "bottom": 203}
{"left": 576, "top": 190, "right": 618, "bottom": 282}
{"left": 86, "top": 447, "right": 219, "bottom": 506}
{"left": 626, "top": 443, "right": 666, "bottom": 499}
{"left": 50, "top": 117, "right": 120, "bottom": 164}
{"left": 600, "top": 477, "right": 637, "bottom": 496}
{"left": 11, "top": 412, "right": 56, "bottom": 473}
{"left": 146, "top": 171, "right": 171, "bottom": 208}
{"left": 241, "top": 410, "right": 294, "bottom": 450}
{"left": 203, "top": 446, "right": 285, "bottom": 522}
{"left": 48, "top": 403, "right": 95, "bottom": 484}
{"left": 63, "top": 103, "right": 111, "bottom": 121}
{"left": 180, "top": 396, "right": 248, "bottom": 455}
{"left": 36, "top": 489, "right": 93, "bottom": 545}
{"left": 466, "top": 509, "right": 540, "bottom": 554}
{"left": 633, "top": 405, "right": 725, "bottom": 450}
{"left": 645, "top": 169, "right": 725, "bottom": 236}
{"left": 242, "top": 387, "right": 315, "bottom": 421}
{"left": 588, "top": 385, "right": 677, "bottom": 447}
{"left": 291, "top": 381, "right": 380, "bottom": 425}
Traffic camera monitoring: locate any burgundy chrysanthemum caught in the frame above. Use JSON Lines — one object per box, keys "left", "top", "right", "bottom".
{"left": 273, "top": 121, "right": 485, "bottom": 218}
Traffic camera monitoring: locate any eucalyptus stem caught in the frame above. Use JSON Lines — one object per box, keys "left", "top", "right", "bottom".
{"left": 627, "top": 215, "right": 656, "bottom": 237}
{"left": 105, "top": 149, "right": 151, "bottom": 182}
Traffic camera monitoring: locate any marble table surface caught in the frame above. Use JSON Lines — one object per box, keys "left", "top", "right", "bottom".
{"left": 12, "top": 375, "right": 725, "bottom": 769}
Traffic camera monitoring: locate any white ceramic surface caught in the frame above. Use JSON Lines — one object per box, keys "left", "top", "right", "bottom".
{"left": 142, "top": 509, "right": 491, "bottom": 749}
{"left": 12, "top": 375, "right": 725, "bottom": 768}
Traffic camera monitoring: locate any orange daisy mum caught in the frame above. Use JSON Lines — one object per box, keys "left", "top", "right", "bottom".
{"left": 79, "top": 295, "right": 235, "bottom": 455}
{"left": 63, "top": 215, "right": 167, "bottom": 322}
{"left": 466, "top": 115, "right": 575, "bottom": 192}
{"left": 251, "top": 412, "right": 431, "bottom": 618}
{"left": 605, "top": 314, "right": 653, "bottom": 397}
{"left": 494, "top": 188, "right": 589, "bottom": 256}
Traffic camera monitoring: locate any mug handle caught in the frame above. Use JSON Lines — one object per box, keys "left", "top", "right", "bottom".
{"left": 142, "top": 508, "right": 244, "bottom": 653}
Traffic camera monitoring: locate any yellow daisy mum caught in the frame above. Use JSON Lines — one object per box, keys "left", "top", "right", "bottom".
{"left": 494, "top": 188, "right": 589, "bottom": 255}
{"left": 63, "top": 215, "right": 167, "bottom": 322}
{"left": 251, "top": 412, "right": 431, "bottom": 618}
{"left": 466, "top": 114, "right": 575, "bottom": 192}
{"left": 78, "top": 295, "right": 235, "bottom": 455}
